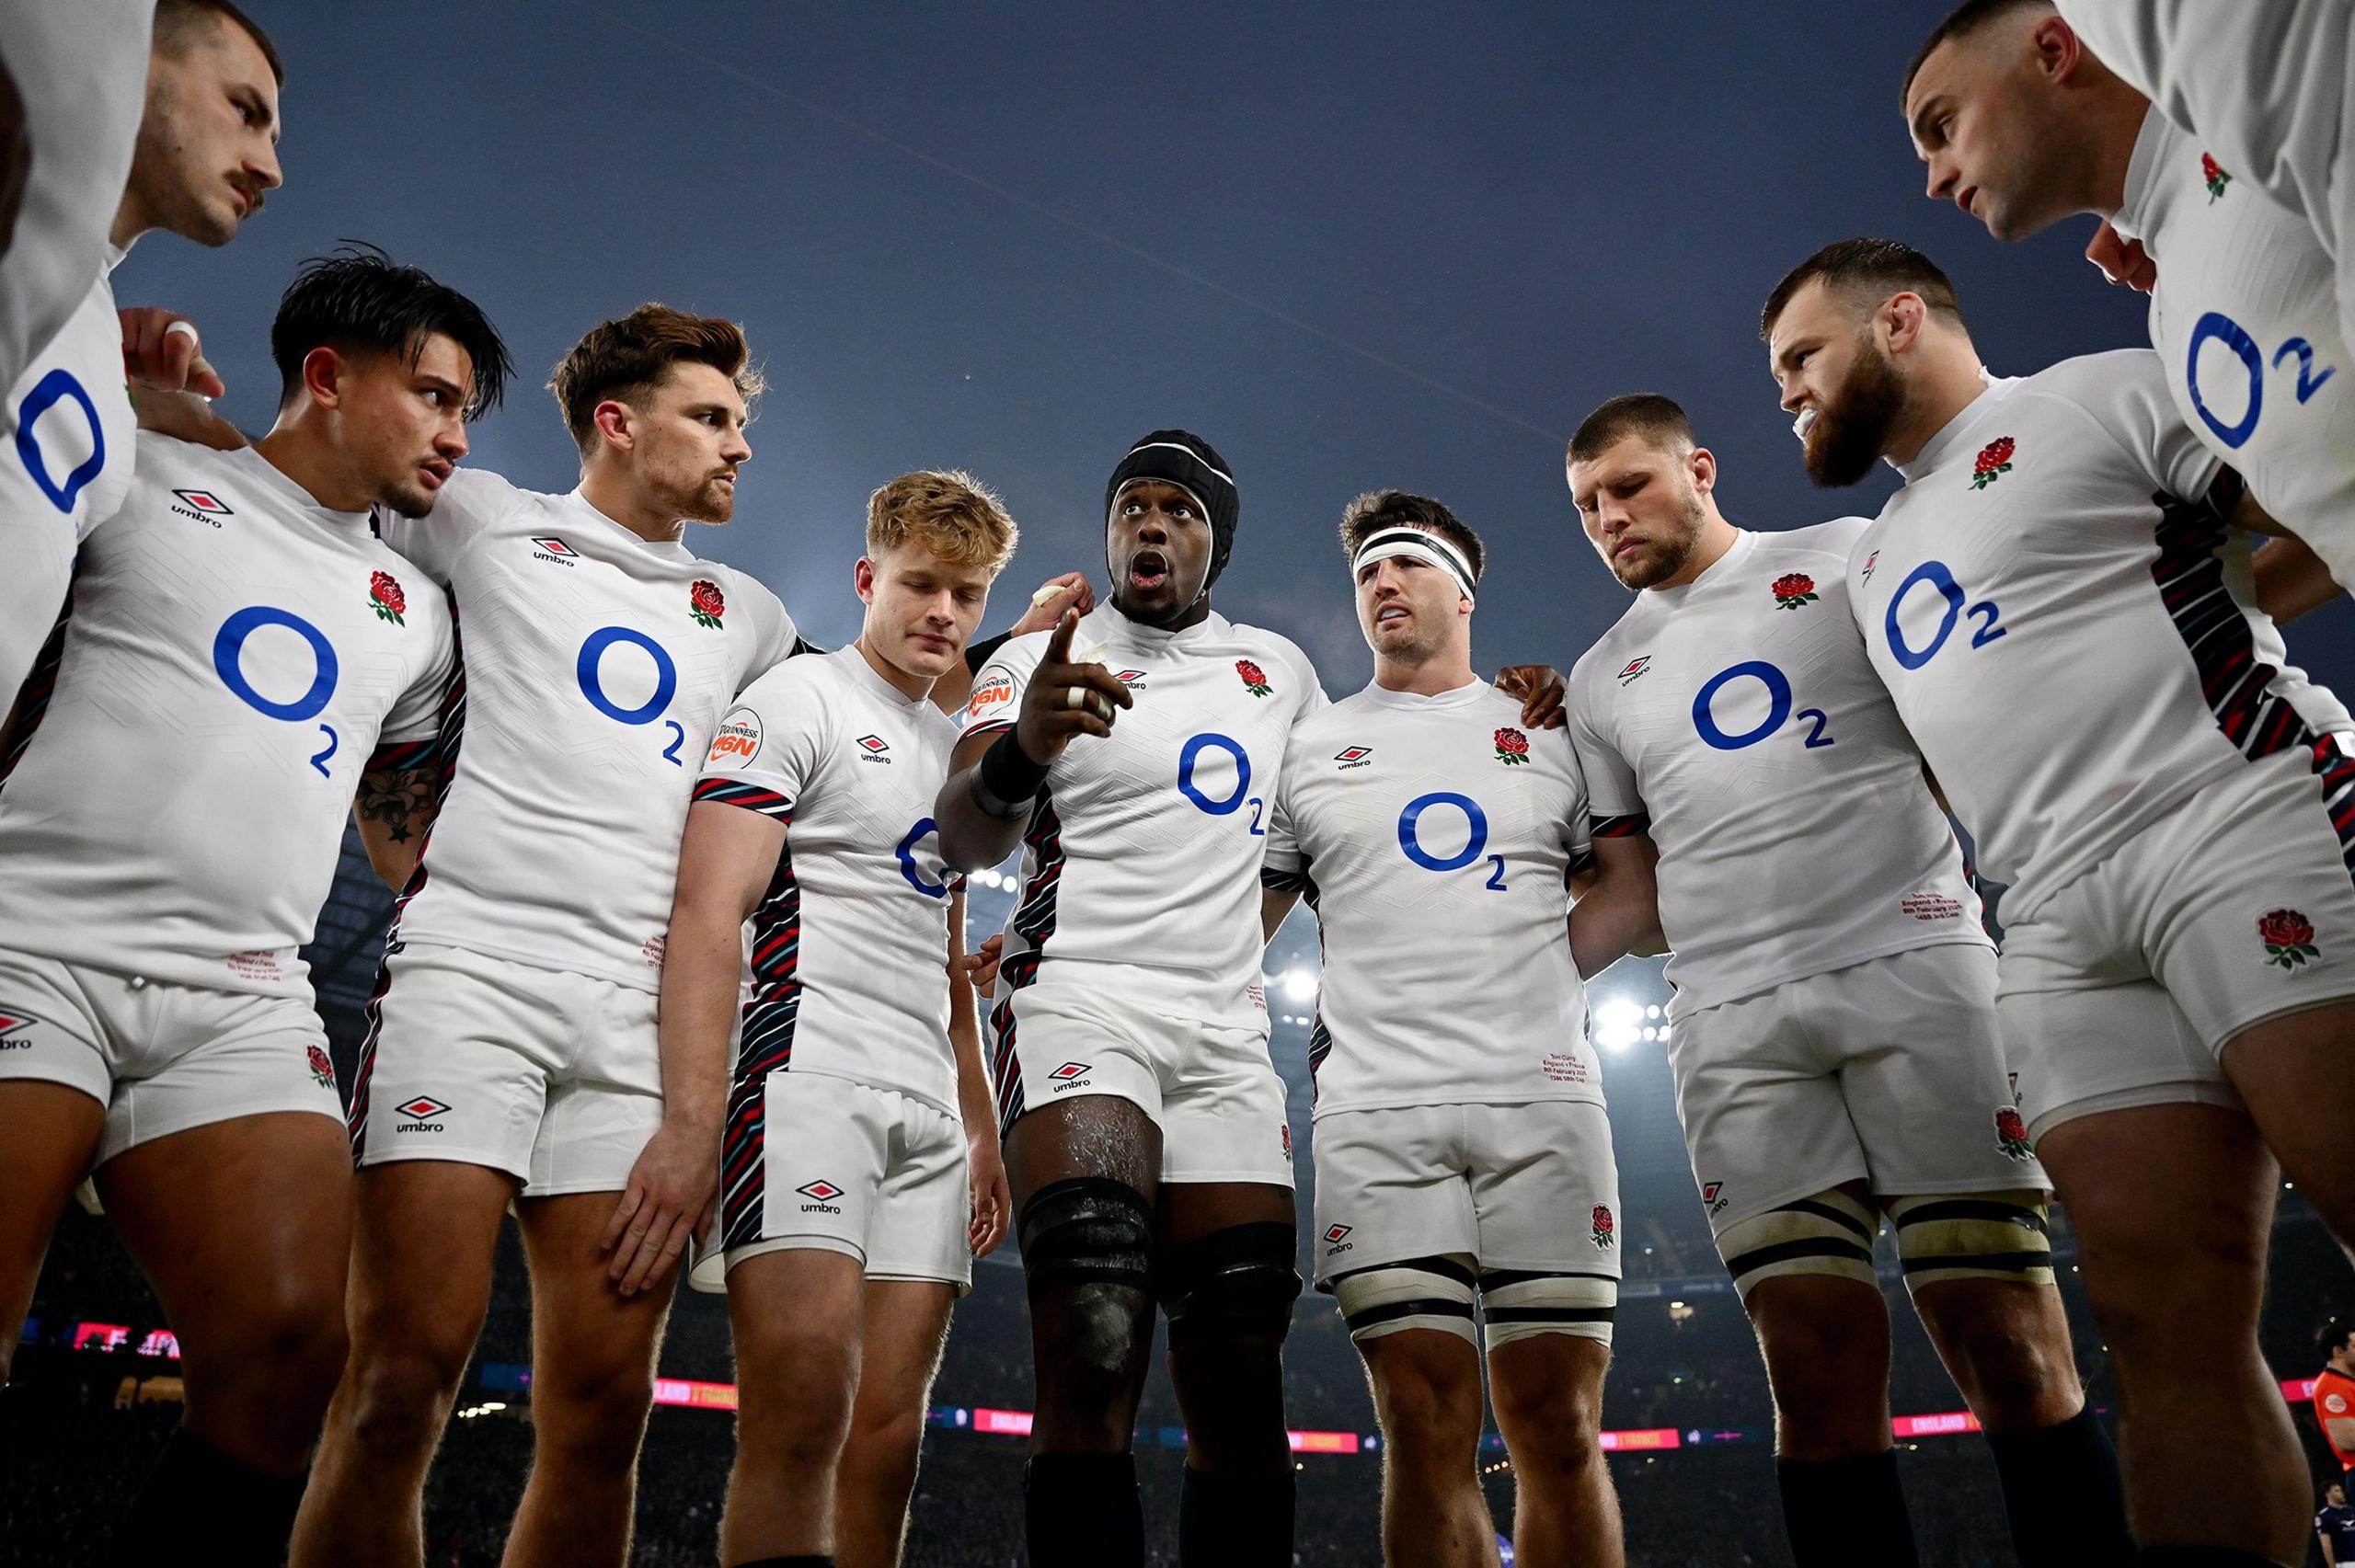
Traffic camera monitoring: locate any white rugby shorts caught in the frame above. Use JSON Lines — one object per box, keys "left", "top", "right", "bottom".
{"left": 350, "top": 943, "right": 664, "bottom": 1196}
{"left": 1999, "top": 748, "right": 2355, "bottom": 1139}
{"left": 696, "top": 1070, "right": 971, "bottom": 1294}
{"left": 1668, "top": 944, "right": 2048, "bottom": 1234}
{"left": 991, "top": 978, "right": 1293, "bottom": 1186}
{"left": 1310, "top": 1098, "right": 1621, "bottom": 1288}
{"left": 0, "top": 948, "right": 342, "bottom": 1164}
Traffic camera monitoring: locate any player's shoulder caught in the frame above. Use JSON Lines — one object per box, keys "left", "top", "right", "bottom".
{"left": 1760, "top": 516, "right": 1873, "bottom": 566}
{"left": 2016, "top": 348, "right": 2168, "bottom": 418}
{"left": 1221, "top": 618, "right": 1321, "bottom": 686}
{"left": 1285, "top": 684, "right": 1369, "bottom": 742}
{"left": 1569, "top": 600, "right": 1649, "bottom": 692}
{"left": 734, "top": 644, "right": 843, "bottom": 711}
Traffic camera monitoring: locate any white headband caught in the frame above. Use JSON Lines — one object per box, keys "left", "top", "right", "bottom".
{"left": 1351, "top": 526, "right": 1477, "bottom": 603}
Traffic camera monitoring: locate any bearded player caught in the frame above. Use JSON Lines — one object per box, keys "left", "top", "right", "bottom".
{"left": 1564, "top": 394, "right": 2127, "bottom": 1568}
{"left": 1901, "top": 0, "right": 2355, "bottom": 610}
{"left": 1767, "top": 235, "right": 2355, "bottom": 1568}
{"left": 0, "top": 251, "right": 502, "bottom": 1564}
{"left": 668, "top": 471, "right": 1018, "bottom": 1568}
{"left": 934, "top": 430, "right": 1565, "bottom": 1567}
{"left": 1, "top": 0, "right": 281, "bottom": 734}
{"left": 1261, "top": 491, "right": 1626, "bottom": 1567}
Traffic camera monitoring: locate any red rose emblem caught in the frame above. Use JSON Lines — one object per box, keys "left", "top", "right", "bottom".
{"left": 2200, "top": 153, "right": 2231, "bottom": 200}
{"left": 1993, "top": 1105, "right": 2033, "bottom": 1160}
{"left": 2259, "top": 907, "right": 2320, "bottom": 968}
{"left": 1494, "top": 726, "right": 1531, "bottom": 765}
{"left": 1590, "top": 1204, "right": 1615, "bottom": 1249}
{"left": 369, "top": 569, "right": 408, "bottom": 624}
{"left": 689, "top": 578, "right": 726, "bottom": 629}
{"left": 1770, "top": 571, "right": 1820, "bottom": 610}
{"left": 305, "top": 1043, "right": 336, "bottom": 1088}
{"left": 1236, "top": 658, "right": 1272, "bottom": 697}
{"left": 1970, "top": 436, "right": 2016, "bottom": 489}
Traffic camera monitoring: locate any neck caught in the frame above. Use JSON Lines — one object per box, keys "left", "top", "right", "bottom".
{"left": 252, "top": 421, "right": 373, "bottom": 512}
{"left": 1649, "top": 504, "right": 1740, "bottom": 591}
{"left": 2082, "top": 87, "right": 2154, "bottom": 218}
{"left": 108, "top": 192, "right": 150, "bottom": 252}
{"left": 1884, "top": 336, "right": 1992, "bottom": 466}
{"left": 1374, "top": 642, "right": 1476, "bottom": 696}
{"left": 1119, "top": 591, "right": 1211, "bottom": 634}
{"left": 580, "top": 464, "right": 687, "bottom": 544}
{"left": 852, "top": 634, "right": 932, "bottom": 702}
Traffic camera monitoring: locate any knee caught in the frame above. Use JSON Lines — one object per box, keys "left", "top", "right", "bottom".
{"left": 533, "top": 1363, "right": 657, "bottom": 1472}
{"left": 1489, "top": 1370, "right": 1603, "bottom": 1473}
{"left": 1943, "top": 1316, "right": 2071, "bottom": 1413}
{"left": 2079, "top": 1235, "right": 2261, "bottom": 1355}
{"left": 339, "top": 1337, "right": 476, "bottom": 1457}
{"left": 198, "top": 1279, "right": 350, "bottom": 1415}
{"left": 848, "top": 1401, "right": 927, "bottom": 1484}
{"left": 1366, "top": 1339, "right": 1483, "bottom": 1450}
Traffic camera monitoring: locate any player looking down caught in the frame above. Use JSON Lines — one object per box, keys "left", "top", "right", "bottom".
{"left": 1564, "top": 394, "right": 2127, "bottom": 1568}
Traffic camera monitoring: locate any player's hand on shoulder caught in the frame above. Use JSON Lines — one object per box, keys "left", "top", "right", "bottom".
{"left": 2085, "top": 221, "right": 2155, "bottom": 293}
{"left": 1007, "top": 572, "right": 1096, "bottom": 639}
{"left": 1495, "top": 663, "right": 1568, "bottom": 730}
{"left": 1015, "top": 608, "right": 1133, "bottom": 762}
{"left": 601, "top": 1116, "right": 722, "bottom": 1297}
{"left": 119, "top": 307, "right": 226, "bottom": 398}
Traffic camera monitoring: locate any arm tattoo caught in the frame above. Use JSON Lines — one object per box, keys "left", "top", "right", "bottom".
{"left": 356, "top": 765, "right": 439, "bottom": 846}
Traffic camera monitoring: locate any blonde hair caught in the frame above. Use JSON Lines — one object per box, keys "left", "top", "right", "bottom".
{"left": 866, "top": 470, "right": 1019, "bottom": 576}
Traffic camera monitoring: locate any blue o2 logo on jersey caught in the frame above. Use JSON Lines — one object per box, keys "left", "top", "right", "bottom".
{"left": 214, "top": 607, "right": 339, "bottom": 720}
{"left": 896, "top": 817, "right": 949, "bottom": 899}
{"left": 1178, "top": 731, "right": 1267, "bottom": 835}
{"left": 2185, "top": 310, "right": 2336, "bottom": 451}
{"left": 14, "top": 368, "right": 105, "bottom": 513}
{"left": 1397, "top": 792, "right": 1488, "bottom": 871}
{"left": 576, "top": 627, "right": 678, "bottom": 723}
{"left": 1882, "top": 560, "right": 2006, "bottom": 671}
{"left": 1691, "top": 660, "right": 1833, "bottom": 750}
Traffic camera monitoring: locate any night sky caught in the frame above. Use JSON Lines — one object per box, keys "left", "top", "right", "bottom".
{"left": 121, "top": 0, "right": 2355, "bottom": 692}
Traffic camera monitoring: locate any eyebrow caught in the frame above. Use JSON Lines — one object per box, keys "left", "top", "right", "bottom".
{"left": 1908, "top": 92, "right": 1949, "bottom": 148}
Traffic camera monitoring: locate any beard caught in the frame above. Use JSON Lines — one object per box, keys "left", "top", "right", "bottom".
{"left": 1609, "top": 489, "right": 1707, "bottom": 590}
{"left": 1803, "top": 338, "right": 1907, "bottom": 487}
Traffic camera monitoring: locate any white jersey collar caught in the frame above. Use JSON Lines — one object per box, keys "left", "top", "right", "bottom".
{"left": 230, "top": 444, "right": 373, "bottom": 532}
{"left": 839, "top": 643, "right": 932, "bottom": 712}
{"left": 564, "top": 486, "right": 696, "bottom": 562}
{"left": 1893, "top": 374, "right": 2016, "bottom": 485}
{"left": 1358, "top": 673, "right": 1487, "bottom": 710}
{"left": 2110, "top": 104, "right": 2177, "bottom": 246}
{"left": 1645, "top": 526, "right": 1758, "bottom": 609}
{"left": 1097, "top": 601, "right": 1231, "bottom": 652}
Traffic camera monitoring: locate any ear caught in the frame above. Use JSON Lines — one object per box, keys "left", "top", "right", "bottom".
{"left": 1881, "top": 292, "right": 1930, "bottom": 355}
{"left": 2031, "top": 14, "right": 2085, "bottom": 85}
{"left": 854, "top": 555, "right": 878, "bottom": 606}
{"left": 1688, "top": 445, "right": 1718, "bottom": 498}
{"left": 300, "top": 346, "right": 344, "bottom": 410}
{"left": 592, "top": 398, "right": 635, "bottom": 453}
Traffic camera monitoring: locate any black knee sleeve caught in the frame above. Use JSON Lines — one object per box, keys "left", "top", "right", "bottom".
{"left": 1155, "top": 1220, "right": 1301, "bottom": 1349}
{"left": 1017, "top": 1176, "right": 1154, "bottom": 1300}
{"left": 114, "top": 1427, "right": 305, "bottom": 1568}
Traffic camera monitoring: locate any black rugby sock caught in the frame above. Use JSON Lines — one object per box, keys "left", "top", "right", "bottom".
{"left": 113, "top": 1426, "right": 304, "bottom": 1566}
{"left": 1178, "top": 1465, "right": 1295, "bottom": 1567}
{"left": 1776, "top": 1449, "right": 1919, "bottom": 1568}
{"left": 1024, "top": 1451, "right": 1143, "bottom": 1568}
{"left": 2137, "top": 1550, "right": 2293, "bottom": 1567}
{"left": 729, "top": 1558, "right": 833, "bottom": 1567}
{"left": 1985, "top": 1407, "right": 2134, "bottom": 1567}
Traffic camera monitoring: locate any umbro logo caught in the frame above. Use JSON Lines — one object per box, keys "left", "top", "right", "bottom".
{"left": 169, "top": 488, "right": 232, "bottom": 527}
{"left": 530, "top": 536, "right": 579, "bottom": 567}
{"left": 1324, "top": 1224, "right": 1351, "bottom": 1243}
{"left": 1048, "top": 1061, "right": 1092, "bottom": 1093}
{"left": 1616, "top": 656, "right": 1652, "bottom": 685}
{"left": 856, "top": 734, "right": 890, "bottom": 763}
{"left": 0, "top": 1007, "right": 35, "bottom": 1049}
{"left": 796, "top": 1178, "right": 844, "bottom": 1214}
{"left": 1334, "top": 745, "right": 1373, "bottom": 770}
{"left": 394, "top": 1095, "right": 450, "bottom": 1132}
{"left": 1861, "top": 549, "right": 1880, "bottom": 583}
{"left": 1702, "top": 1180, "right": 1729, "bottom": 1216}
{"left": 1112, "top": 669, "right": 1146, "bottom": 687}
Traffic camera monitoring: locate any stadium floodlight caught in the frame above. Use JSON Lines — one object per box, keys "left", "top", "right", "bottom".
{"left": 1592, "top": 994, "right": 1644, "bottom": 1051}
{"left": 1280, "top": 967, "right": 1318, "bottom": 1003}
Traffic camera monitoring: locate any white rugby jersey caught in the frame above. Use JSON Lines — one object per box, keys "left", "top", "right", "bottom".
{"left": 2109, "top": 108, "right": 2355, "bottom": 589}
{"left": 1264, "top": 678, "right": 1599, "bottom": 1116}
{"left": 0, "top": 433, "right": 454, "bottom": 997}
{"left": 377, "top": 469, "right": 798, "bottom": 991}
{"left": 1569, "top": 525, "right": 1986, "bottom": 1011}
{"left": 962, "top": 602, "right": 1325, "bottom": 1030}
{"left": 0, "top": 0, "right": 151, "bottom": 392}
{"left": 2056, "top": 0, "right": 2348, "bottom": 262}
{"left": 1853, "top": 351, "right": 2350, "bottom": 923}
{"left": 695, "top": 647, "right": 963, "bottom": 1116}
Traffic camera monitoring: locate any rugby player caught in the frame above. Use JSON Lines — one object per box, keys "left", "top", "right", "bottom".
{"left": 668, "top": 470, "right": 1017, "bottom": 1568}
{"left": 1, "top": 0, "right": 281, "bottom": 735}
{"left": 0, "top": 250, "right": 502, "bottom": 1564}
{"left": 2043, "top": 0, "right": 2355, "bottom": 353}
{"left": 1261, "top": 490, "right": 1626, "bottom": 1566}
{"left": 1901, "top": 0, "right": 2355, "bottom": 603}
{"left": 1766, "top": 235, "right": 2355, "bottom": 1568}
{"left": 933, "top": 430, "right": 1565, "bottom": 1567}
{"left": 1565, "top": 395, "right": 2127, "bottom": 1568}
